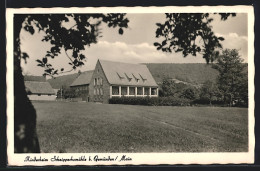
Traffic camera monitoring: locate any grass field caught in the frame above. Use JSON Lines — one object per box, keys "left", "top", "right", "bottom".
{"left": 33, "top": 101, "right": 248, "bottom": 153}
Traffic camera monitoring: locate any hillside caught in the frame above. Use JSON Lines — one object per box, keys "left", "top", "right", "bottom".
{"left": 145, "top": 63, "right": 219, "bottom": 85}
{"left": 47, "top": 63, "right": 247, "bottom": 89}
{"left": 47, "top": 64, "right": 219, "bottom": 89}
{"left": 47, "top": 73, "right": 80, "bottom": 89}
{"left": 24, "top": 75, "right": 46, "bottom": 82}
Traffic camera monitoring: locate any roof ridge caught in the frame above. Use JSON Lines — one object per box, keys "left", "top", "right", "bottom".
{"left": 70, "top": 70, "right": 94, "bottom": 87}
{"left": 24, "top": 81, "right": 55, "bottom": 94}
{"left": 24, "top": 80, "right": 47, "bottom": 82}
{"left": 99, "top": 59, "right": 146, "bottom": 66}
{"left": 81, "top": 70, "right": 94, "bottom": 73}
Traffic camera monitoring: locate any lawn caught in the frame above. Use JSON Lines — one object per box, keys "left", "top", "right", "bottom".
{"left": 33, "top": 101, "right": 248, "bottom": 153}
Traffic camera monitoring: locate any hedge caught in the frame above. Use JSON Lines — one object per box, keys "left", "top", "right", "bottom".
{"left": 109, "top": 96, "right": 192, "bottom": 106}
{"left": 109, "top": 96, "right": 247, "bottom": 107}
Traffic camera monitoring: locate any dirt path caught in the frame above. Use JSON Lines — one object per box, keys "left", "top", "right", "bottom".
{"left": 141, "top": 115, "right": 220, "bottom": 142}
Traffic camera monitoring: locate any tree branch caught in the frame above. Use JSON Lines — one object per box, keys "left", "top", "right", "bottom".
{"left": 69, "top": 23, "right": 77, "bottom": 30}
{"left": 64, "top": 49, "right": 74, "bottom": 63}
{"left": 59, "top": 68, "right": 74, "bottom": 74}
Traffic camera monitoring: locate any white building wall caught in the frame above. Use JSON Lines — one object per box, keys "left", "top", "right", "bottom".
{"left": 28, "top": 94, "right": 56, "bottom": 101}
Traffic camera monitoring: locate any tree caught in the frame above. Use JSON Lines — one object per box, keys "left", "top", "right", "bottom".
{"left": 180, "top": 87, "right": 198, "bottom": 100}
{"left": 160, "top": 77, "right": 198, "bottom": 99}
{"left": 199, "top": 80, "right": 220, "bottom": 105}
{"left": 154, "top": 13, "right": 235, "bottom": 63}
{"left": 14, "top": 14, "right": 129, "bottom": 152}
{"left": 212, "top": 49, "right": 248, "bottom": 106}
{"left": 160, "top": 77, "right": 176, "bottom": 97}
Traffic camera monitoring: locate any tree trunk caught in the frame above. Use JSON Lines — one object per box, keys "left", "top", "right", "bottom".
{"left": 14, "top": 15, "right": 40, "bottom": 153}
{"left": 229, "top": 94, "right": 233, "bottom": 107}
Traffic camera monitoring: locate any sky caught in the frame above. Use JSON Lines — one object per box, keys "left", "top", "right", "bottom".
{"left": 20, "top": 13, "right": 248, "bottom": 76}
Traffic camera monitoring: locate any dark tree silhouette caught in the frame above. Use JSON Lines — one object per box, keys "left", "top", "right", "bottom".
{"left": 14, "top": 14, "right": 129, "bottom": 152}
{"left": 154, "top": 13, "right": 236, "bottom": 63}
{"left": 199, "top": 80, "right": 220, "bottom": 105}
{"left": 160, "top": 77, "right": 176, "bottom": 97}
{"left": 180, "top": 88, "right": 197, "bottom": 100}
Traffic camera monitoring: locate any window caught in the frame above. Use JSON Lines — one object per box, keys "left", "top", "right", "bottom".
{"left": 151, "top": 88, "right": 157, "bottom": 95}
{"left": 121, "top": 87, "right": 127, "bottom": 95}
{"left": 100, "top": 78, "right": 103, "bottom": 85}
{"left": 100, "top": 88, "right": 103, "bottom": 95}
{"left": 129, "top": 87, "right": 135, "bottom": 95}
{"left": 94, "top": 78, "right": 96, "bottom": 86}
{"left": 144, "top": 88, "right": 149, "bottom": 95}
{"left": 97, "top": 88, "right": 99, "bottom": 95}
{"left": 137, "top": 79, "right": 139, "bottom": 83}
{"left": 97, "top": 78, "right": 100, "bottom": 85}
{"left": 112, "top": 86, "right": 119, "bottom": 95}
{"left": 137, "top": 87, "right": 143, "bottom": 95}
{"left": 94, "top": 88, "right": 96, "bottom": 95}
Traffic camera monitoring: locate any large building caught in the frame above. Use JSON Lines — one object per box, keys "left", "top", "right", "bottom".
{"left": 24, "top": 76, "right": 56, "bottom": 101}
{"left": 88, "top": 59, "right": 158, "bottom": 103}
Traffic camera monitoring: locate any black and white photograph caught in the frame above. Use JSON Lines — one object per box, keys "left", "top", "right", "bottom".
{"left": 6, "top": 6, "right": 254, "bottom": 165}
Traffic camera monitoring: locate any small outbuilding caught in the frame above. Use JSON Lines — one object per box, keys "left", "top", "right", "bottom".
{"left": 24, "top": 76, "right": 56, "bottom": 101}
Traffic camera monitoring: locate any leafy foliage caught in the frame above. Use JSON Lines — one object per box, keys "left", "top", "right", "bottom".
{"left": 21, "top": 14, "right": 129, "bottom": 77}
{"left": 57, "top": 87, "right": 89, "bottom": 99}
{"left": 154, "top": 13, "right": 236, "bottom": 63}
{"left": 160, "top": 77, "right": 176, "bottom": 97}
{"left": 180, "top": 87, "right": 198, "bottom": 100}
{"left": 199, "top": 80, "right": 221, "bottom": 105}
{"left": 109, "top": 96, "right": 192, "bottom": 106}
{"left": 160, "top": 77, "right": 199, "bottom": 99}
{"left": 212, "top": 49, "right": 248, "bottom": 106}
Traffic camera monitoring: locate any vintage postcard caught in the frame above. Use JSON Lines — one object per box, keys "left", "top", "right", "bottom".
{"left": 6, "top": 6, "right": 255, "bottom": 165}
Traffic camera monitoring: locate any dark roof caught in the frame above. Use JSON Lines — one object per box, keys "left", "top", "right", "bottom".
{"left": 70, "top": 70, "right": 94, "bottom": 87}
{"left": 24, "top": 75, "right": 46, "bottom": 82}
{"left": 47, "top": 73, "right": 80, "bottom": 89}
{"left": 99, "top": 60, "right": 158, "bottom": 87}
{"left": 25, "top": 81, "right": 55, "bottom": 95}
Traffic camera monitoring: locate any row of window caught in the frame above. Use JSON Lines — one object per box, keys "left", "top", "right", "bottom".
{"left": 37, "top": 94, "right": 52, "bottom": 96}
{"left": 94, "top": 77, "right": 103, "bottom": 86}
{"left": 112, "top": 86, "right": 157, "bottom": 95}
{"left": 72, "top": 86, "right": 88, "bottom": 91}
{"left": 94, "top": 88, "right": 103, "bottom": 95}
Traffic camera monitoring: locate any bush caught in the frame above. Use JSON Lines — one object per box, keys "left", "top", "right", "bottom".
{"left": 109, "top": 96, "right": 192, "bottom": 106}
